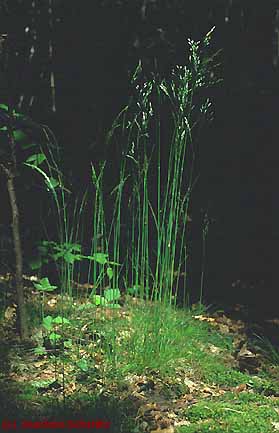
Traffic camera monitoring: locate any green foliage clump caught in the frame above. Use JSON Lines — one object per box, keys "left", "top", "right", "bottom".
{"left": 179, "top": 395, "right": 279, "bottom": 433}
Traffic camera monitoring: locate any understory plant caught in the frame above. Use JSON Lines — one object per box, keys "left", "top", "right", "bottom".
{"left": 0, "top": 93, "right": 69, "bottom": 339}
{"left": 96, "top": 26, "right": 221, "bottom": 307}
{"left": 42, "top": 27, "right": 221, "bottom": 374}
{"left": 2, "top": 28, "right": 221, "bottom": 381}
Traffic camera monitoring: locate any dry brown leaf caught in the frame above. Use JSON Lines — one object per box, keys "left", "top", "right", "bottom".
{"left": 183, "top": 377, "right": 196, "bottom": 393}
{"left": 47, "top": 298, "right": 57, "bottom": 308}
{"left": 137, "top": 403, "right": 158, "bottom": 417}
{"left": 202, "top": 386, "right": 214, "bottom": 395}
{"left": 207, "top": 344, "right": 222, "bottom": 354}
{"left": 238, "top": 345, "right": 256, "bottom": 358}
{"left": 4, "top": 305, "right": 17, "bottom": 320}
{"left": 174, "top": 420, "right": 191, "bottom": 427}
{"left": 193, "top": 315, "right": 216, "bottom": 323}
{"left": 218, "top": 324, "right": 230, "bottom": 333}
{"left": 234, "top": 383, "right": 247, "bottom": 393}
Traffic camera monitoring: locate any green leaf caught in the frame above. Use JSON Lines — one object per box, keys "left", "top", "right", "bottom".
{"left": 25, "top": 153, "right": 46, "bottom": 166}
{"left": 52, "top": 316, "right": 70, "bottom": 325}
{"left": 107, "top": 267, "right": 113, "bottom": 280}
{"left": 13, "top": 130, "right": 26, "bottom": 141}
{"left": 47, "top": 177, "right": 60, "bottom": 189}
{"left": 90, "top": 295, "right": 107, "bottom": 306}
{"left": 77, "top": 359, "right": 88, "bottom": 372}
{"left": 36, "top": 277, "right": 56, "bottom": 290}
{"left": 32, "top": 379, "right": 55, "bottom": 389}
{"left": 107, "top": 303, "right": 121, "bottom": 309}
{"left": 104, "top": 288, "right": 121, "bottom": 303}
{"left": 33, "top": 277, "right": 57, "bottom": 292}
{"left": 91, "top": 253, "right": 108, "bottom": 265}
{"left": 52, "top": 251, "right": 64, "bottom": 261}
{"left": 72, "top": 244, "right": 82, "bottom": 252}
{"left": 34, "top": 346, "right": 47, "bottom": 356}
{"left": 0, "top": 104, "right": 8, "bottom": 111}
{"left": 42, "top": 316, "right": 53, "bottom": 331}
{"left": 49, "top": 243, "right": 82, "bottom": 263}
{"left": 63, "top": 251, "right": 79, "bottom": 264}
{"left": 49, "top": 332, "right": 61, "bottom": 342}
{"left": 127, "top": 285, "right": 140, "bottom": 296}
{"left": 29, "top": 257, "right": 42, "bottom": 270}
{"left": 65, "top": 243, "right": 81, "bottom": 253}
{"left": 64, "top": 339, "right": 73, "bottom": 348}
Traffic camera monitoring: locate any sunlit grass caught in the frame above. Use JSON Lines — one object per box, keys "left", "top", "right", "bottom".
{"left": 178, "top": 393, "right": 279, "bottom": 433}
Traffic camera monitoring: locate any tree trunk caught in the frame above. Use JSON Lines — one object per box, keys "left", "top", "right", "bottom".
{"left": 6, "top": 172, "right": 29, "bottom": 340}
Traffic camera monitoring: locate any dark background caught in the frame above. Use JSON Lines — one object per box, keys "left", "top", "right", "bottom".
{"left": 0, "top": 1, "right": 276, "bottom": 312}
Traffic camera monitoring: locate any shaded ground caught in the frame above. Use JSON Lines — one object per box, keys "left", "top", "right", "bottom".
{"left": 0, "top": 274, "right": 278, "bottom": 433}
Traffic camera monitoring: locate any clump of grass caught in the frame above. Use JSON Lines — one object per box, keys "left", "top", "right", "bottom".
{"left": 35, "top": 28, "right": 221, "bottom": 313}
{"left": 254, "top": 334, "right": 279, "bottom": 365}
{"left": 93, "top": 26, "right": 222, "bottom": 309}
{"left": 90, "top": 301, "right": 241, "bottom": 383}
{"left": 25, "top": 28, "right": 222, "bottom": 408}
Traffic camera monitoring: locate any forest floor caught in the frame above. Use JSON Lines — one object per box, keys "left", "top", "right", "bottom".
{"left": 0, "top": 273, "right": 278, "bottom": 433}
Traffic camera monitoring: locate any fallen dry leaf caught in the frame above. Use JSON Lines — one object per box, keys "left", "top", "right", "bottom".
{"left": 193, "top": 315, "right": 216, "bottom": 323}
{"left": 234, "top": 383, "right": 247, "bottom": 393}
{"left": 271, "top": 421, "right": 279, "bottom": 431}
{"left": 137, "top": 402, "right": 158, "bottom": 417}
{"left": 4, "top": 305, "right": 17, "bottom": 320}
{"left": 207, "top": 344, "right": 222, "bottom": 354}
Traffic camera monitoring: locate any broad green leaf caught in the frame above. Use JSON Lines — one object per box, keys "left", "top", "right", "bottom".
{"left": 42, "top": 315, "right": 53, "bottom": 331}
{"left": 90, "top": 295, "right": 107, "bottom": 306}
{"left": 52, "top": 316, "right": 70, "bottom": 325}
{"left": 63, "top": 251, "right": 78, "bottom": 264}
{"left": 33, "top": 282, "right": 54, "bottom": 292}
{"left": 13, "top": 130, "right": 26, "bottom": 141}
{"left": 107, "top": 303, "right": 121, "bottom": 309}
{"left": 107, "top": 267, "right": 113, "bottom": 280}
{"left": 35, "top": 276, "right": 54, "bottom": 287}
{"left": 33, "top": 277, "right": 57, "bottom": 292}
{"left": 26, "top": 153, "right": 46, "bottom": 166}
{"left": 49, "top": 332, "right": 61, "bottom": 342}
{"left": 91, "top": 253, "right": 108, "bottom": 265}
{"left": 64, "top": 339, "right": 73, "bottom": 348}
{"left": 77, "top": 359, "right": 88, "bottom": 372}
{"left": 104, "top": 288, "right": 121, "bottom": 302}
